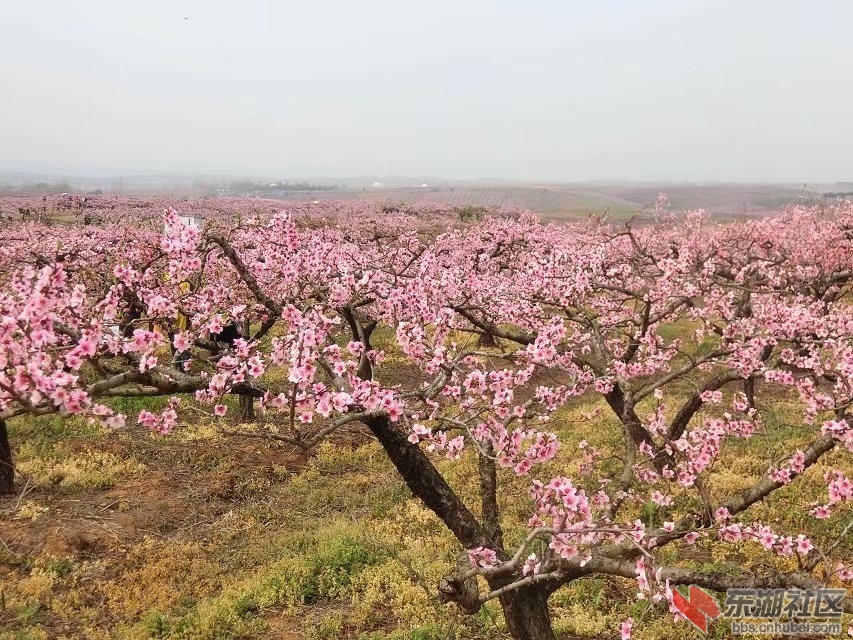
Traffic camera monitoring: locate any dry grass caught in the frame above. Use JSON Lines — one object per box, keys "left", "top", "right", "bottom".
{"left": 0, "top": 382, "right": 850, "bottom": 639}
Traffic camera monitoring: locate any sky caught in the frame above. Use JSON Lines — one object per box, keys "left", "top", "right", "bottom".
{"left": 1, "top": 0, "right": 852, "bottom": 183}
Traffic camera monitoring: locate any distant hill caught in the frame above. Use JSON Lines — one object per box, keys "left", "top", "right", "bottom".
{"left": 0, "top": 172, "right": 835, "bottom": 220}
{"left": 265, "top": 182, "right": 812, "bottom": 220}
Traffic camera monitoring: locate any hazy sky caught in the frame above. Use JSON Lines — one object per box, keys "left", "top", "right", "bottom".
{"left": 2, "top": 0, "right": 852, "bottom": 182}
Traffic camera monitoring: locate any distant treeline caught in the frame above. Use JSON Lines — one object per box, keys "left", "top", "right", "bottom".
{"left": 229, "top": 181, "right": 337, "bottom": 192}
{"left": 823, "top": 191, "right": 853, "bottom": 199}
{"left": 1, "top": 181, "right": 76, "bottom": 195}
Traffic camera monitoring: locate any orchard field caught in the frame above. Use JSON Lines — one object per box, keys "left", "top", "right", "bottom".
{"left": 0, "top": 195, "right": 851, "bottom": 640}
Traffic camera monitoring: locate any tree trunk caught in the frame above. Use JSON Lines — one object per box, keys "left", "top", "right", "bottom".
{"left": 364, "top": 414, "right": 557, "bottom": 640}
{"left": 364, "top": 415, "right": 486, "bottom": 548}
{"left": 498, "top": 584, "right": 556, "bottom": 640}
{"left": 239, "top": 394, "right": 255, "bottom": 421}
{"left": 0, "top": 419, "right": 13, "bottom": 495}
{"left": 239, "top": 317, "right": 255, "bottom": 421}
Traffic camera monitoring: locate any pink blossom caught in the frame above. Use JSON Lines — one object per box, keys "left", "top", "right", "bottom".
{"left": 620, "top": 617, "right": 633, "bottom": 640}
{"left": 522, "top": 553, "right": 541, "bottom": 576}
{"left": 810, "top": 505, "right": 832, "bottom": 519}
{"left": 468, "top": 546, "right": 499, "bottom": 569}
{"left": 795, "top": 534, "right": 813, "bottom": 555}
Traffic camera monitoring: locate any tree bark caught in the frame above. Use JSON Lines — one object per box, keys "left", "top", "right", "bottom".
{"left": 0, "top": 419, "right": 14, "bottom": 495}
{"left": 238, "top": 318, "right": 255, "bottom": 421}
{"left": 478, "top": 447, "right": 503, "bottom": 548}
{"left": 238, "top": 394, "right": 255, "bottom": 421}
{"left": 497, "top": 584, "right": 556, "bottom": 640}
{"left": 364, "top": 414, "right": 486, "bottom": 548}
{"left": 603, "top": 387, "right": 653, "bottom": 451}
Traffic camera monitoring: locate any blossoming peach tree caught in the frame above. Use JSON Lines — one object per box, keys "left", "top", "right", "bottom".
{"left": 0, "top": 199, "right": 851, "bottom": 639}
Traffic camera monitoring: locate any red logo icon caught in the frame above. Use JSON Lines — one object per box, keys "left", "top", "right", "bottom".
{"left": 672, "top": 585, "right": 721, "bottom": 634}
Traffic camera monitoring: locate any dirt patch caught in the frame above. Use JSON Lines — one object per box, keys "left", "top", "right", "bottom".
{"left": 264, "top": 614, "right": 304, "bottom": 639}
{"left": 0, "top": 429, "right": 316, "bottom": 560}
{"left": 1, "top": 472, "right": 190, "bottom": 557}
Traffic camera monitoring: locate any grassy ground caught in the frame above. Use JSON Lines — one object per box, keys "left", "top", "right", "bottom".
{"left": 1, "top": 387, "right": 850, "bottom": 639}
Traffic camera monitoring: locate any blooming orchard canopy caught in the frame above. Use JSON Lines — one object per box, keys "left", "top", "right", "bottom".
{"left": 0, "top": 196, "right": 851, "bottom": 639}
